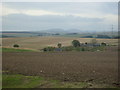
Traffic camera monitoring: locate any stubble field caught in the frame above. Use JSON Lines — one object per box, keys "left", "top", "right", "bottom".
{"left": 2, "top": 36, "right": 118, "bottom": 50}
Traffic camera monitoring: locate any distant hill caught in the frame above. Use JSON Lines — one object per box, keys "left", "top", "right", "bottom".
{"left": 1, "top": 29, "right": 119, "bottom": 38}
{"left": 39, "top": 28, "right": 67, "bottom": 34}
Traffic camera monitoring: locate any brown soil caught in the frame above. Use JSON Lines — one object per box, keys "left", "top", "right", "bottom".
{"left": 2, "top": 47, "right": 118, "bottom": 84}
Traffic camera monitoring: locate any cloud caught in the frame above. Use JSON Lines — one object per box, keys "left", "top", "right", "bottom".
{"left": 2, "top": 6, "right": 21, "bottom": 16}
{"left": 2, "top": 5, "right": 65, "bottom": 16}
{"left": 2, "top": 5, "right": 117, "bottom": 21}
{"left": 1, "top": 3, "right": 118, "bottom": 31}
{"left": 22, "top": 9, "right": 65, "bottom": 16}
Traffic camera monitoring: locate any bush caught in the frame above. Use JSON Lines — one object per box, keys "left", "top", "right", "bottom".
{"left": 85, "top": 42, "right": 88, "bottom": 45}
{"left": 13, "top": 44, "right": 19, "bottom": 48}
{"left": 62, "top": 46, "right": 73, "bottom": 51}
{"left": 43, "top": 47, "right": 55, "bottom": 51}
{"left": 81, "top": 47, "right": 85, "bottom": 51}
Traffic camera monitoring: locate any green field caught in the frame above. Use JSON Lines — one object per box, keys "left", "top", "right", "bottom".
{"left": 1, "top": 48, "right": 35, "bottom": 52}
{"left": 3, "top": 73, "right": 90, "bottom": 88}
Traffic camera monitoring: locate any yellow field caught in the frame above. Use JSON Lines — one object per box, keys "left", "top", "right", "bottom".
{"left": 2, "top": 36, "right": 118, "bottom": 50}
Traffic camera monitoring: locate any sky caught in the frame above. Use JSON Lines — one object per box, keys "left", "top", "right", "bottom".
{"left": 1, "top": 2, "right": 118, "bottom": 32}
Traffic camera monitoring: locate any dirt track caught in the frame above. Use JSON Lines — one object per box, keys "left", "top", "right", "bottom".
{"left": 2, "top": 48, "right": 118, "bottom": 84}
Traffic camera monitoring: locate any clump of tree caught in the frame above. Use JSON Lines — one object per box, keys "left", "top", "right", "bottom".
{"left": 72, "top": 40, "right": 80, "bottom": 47}
{"left": 13, "top": 44, "right": 19, "bottom": 48}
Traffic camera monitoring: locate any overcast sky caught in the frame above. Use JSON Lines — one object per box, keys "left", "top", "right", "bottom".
{"left": 1, "top": 2, "right": 118, "bottom": 32}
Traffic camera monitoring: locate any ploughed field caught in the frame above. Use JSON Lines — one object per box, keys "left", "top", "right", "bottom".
{"left": 3, "top": 48, "right": 118, "bottom": 85}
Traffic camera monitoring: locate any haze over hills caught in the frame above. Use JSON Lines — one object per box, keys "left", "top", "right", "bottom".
{"left": 1, "top": 28, "right": 118, "bottom": 35}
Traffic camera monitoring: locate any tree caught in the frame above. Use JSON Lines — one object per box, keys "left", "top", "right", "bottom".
{"left": 13, "top": 44, "right": 19, "bottom": 47}
{"left": 72, "top": 40, "right": 80, "bottom": 47}
{"left": 91, "top": 38, "right": 97, "bottom": 45}
{"left": 57, "top": 43, "right": 62, "bottom": 48}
